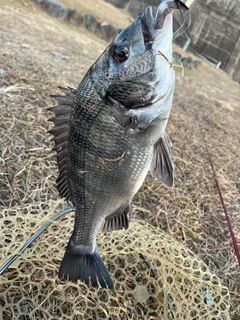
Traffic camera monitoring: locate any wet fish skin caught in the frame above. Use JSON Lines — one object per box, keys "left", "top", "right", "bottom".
{"left": 49, "top": 6, "right": 175, "bottom": 289}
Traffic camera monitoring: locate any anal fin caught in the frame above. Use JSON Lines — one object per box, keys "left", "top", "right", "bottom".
{"left": 102, "top": 203, "right": 132, "bottom": 233}
{"left": 149, "top": 131, "right": 174, "bottom": 187}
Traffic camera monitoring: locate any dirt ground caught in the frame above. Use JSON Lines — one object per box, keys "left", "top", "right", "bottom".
{"left": 0, "top": 0, "right": 239, "bottom": 319}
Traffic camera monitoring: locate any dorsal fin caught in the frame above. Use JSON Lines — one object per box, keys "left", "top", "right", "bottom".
{"left": 48, "top": 87, "right": 75, "bottom": 203}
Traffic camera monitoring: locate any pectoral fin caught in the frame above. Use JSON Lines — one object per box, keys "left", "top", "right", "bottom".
{"left": 150, "top": 131, "right": 174, "bottom": 187}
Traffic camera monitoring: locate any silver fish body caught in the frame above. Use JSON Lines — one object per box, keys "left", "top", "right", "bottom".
{"left": 49, "top": 6, "right": 175, "bottom": 289}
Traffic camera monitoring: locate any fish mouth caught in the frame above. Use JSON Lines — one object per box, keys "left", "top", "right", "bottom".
{"left": 141, "top": 6, "right": 172, "bottom": 48}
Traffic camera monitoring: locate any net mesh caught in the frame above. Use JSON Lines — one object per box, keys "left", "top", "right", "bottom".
{"left": 0, "top": 200, "right": 230, "bottom": 319}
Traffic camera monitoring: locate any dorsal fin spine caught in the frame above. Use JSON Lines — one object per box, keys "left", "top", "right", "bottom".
{"left": 48, "top": 87, "right": 75, "bottom": 203}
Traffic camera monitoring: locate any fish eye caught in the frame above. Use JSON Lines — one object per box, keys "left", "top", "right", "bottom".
{"left": 113, "top": 46, "right": 129, "bottom": 63}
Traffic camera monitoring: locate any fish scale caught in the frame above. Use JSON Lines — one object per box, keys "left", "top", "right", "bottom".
{"left": 69, "top": 97, "right": 130, "bottom": 241}
{"left": 49, "top": 6, "right": 175, "bottom": 288}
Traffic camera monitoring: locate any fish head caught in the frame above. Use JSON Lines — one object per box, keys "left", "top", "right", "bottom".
{"left": 89, "top": 5, "right": 175, "bottom": 120}
{"left": 88, "top": 6, "right": 175, "bottom": 132}
{"left": 107, "top": 6, "right": 174, "bottom": 85}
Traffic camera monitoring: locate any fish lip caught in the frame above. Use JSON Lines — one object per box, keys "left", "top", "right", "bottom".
{"left": 141, "top": 6, "right": 172, "bottom": 47}
{"left": 141, "top": 6, "right": 155, "bottom": 46}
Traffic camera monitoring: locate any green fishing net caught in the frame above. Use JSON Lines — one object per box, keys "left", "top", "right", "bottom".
{"left": 0, "top": 200, "right": 230, "bottom": 319}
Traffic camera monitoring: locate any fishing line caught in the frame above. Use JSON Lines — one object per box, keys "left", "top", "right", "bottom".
{"left": 199, "top": 122, "right": 240, "bottom": 266}
{"left": 0, "top": 206, "right": 75, "bottom": 275}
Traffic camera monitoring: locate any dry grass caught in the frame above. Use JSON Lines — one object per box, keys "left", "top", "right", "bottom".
{"left": 59, "top": 0, "right": 134, "bottom": 28}
{"left": 0, "top": 0, "right": 240, "bottom": 319}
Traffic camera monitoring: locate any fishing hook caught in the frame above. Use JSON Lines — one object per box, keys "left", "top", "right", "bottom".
{"left": 155, "top": 0, "right": 196, "bottom": 39}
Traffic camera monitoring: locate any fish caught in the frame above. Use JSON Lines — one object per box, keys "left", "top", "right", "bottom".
{"left": 48, "top": 5, "right": 175, "bottom": 289}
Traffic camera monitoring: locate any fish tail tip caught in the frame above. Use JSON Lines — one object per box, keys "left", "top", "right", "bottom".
{"left": 58, "top": 246, "right": 114, "bottom": 289}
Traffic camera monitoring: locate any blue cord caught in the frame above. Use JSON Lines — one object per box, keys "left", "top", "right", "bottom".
{"left": 0, "top": 206, "right": 75, "bottom": 275}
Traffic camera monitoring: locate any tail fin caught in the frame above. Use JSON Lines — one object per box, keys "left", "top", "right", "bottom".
{"left": 58, "top": 245, "right": 114, "bottom": 289}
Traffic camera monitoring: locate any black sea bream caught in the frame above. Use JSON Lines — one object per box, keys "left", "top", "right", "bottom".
{"left": 49, "top": 6, "right": 175, "bottom": 289}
